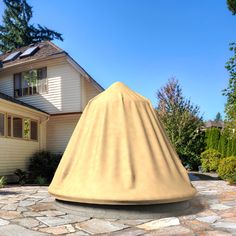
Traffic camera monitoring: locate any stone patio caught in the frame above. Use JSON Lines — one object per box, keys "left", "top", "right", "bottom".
{"left": 0, "top": 179, "right": 235, "bottom": 235}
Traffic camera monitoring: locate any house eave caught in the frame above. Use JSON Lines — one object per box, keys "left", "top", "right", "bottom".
{"left": 0, "top": 98, "right": 49, "bottom": 117}
{"left": 66, "top": 56, "right": 104, "bottom": 92}
{"left": 0, "top": 52, "right": 67, "bottom": 74}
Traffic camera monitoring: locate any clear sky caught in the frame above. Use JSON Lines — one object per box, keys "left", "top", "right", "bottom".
{"left": 0, "top": 1, "right": 235, "bottom": 120}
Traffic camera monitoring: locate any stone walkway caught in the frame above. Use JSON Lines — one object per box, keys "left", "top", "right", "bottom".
{"left": 0, "top": 180, "right": 235, "bottom": 235}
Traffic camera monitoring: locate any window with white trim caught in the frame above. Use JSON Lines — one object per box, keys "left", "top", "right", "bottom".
{"left": 14, "top": 67, "right": 47, "bottom": 97}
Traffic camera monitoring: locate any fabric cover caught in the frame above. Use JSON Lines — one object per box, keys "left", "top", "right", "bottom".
{"left": 49, "top": 82, "right": 196, "bottom": 205}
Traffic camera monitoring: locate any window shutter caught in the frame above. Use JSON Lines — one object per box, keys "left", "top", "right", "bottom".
{"left": 14, "top": 73, "right": 22, "bottom": 97}
{"left": 42, "top": 67, "right": 47, "bottom": 93}
{"left": 37, "top": 67, "right": 47, "bottom": 94}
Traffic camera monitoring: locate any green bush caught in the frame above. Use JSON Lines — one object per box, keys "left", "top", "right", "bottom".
{"left": 14, "top": 169, "right": 27, "bottom": 185}
{"left": 35, "top": 176, "right": 47, "bottom": 185}
{"left": 0, "top": 176, "right": 6, "bottom": 188}
{"left": 217, "top": 156, "right": 236, "bottom": 184}
{"left": 28, "top": 151, "right": 62, "bottom": 184}
{"left": 200, "top": 149, "right": 222, "bottom": 172}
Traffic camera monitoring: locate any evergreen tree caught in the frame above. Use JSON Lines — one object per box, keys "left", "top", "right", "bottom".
{"left": 214, "top": 112, "right": 222, "bottom": 122}
{"left": 224, "top": 0, "right": 236, "bottom": 131}
{"left": 0, "top": 0, "right": 63, "bottom": 53}
{"left": 218, "top": 132, "right": 228, "bottom": 157}
{"left": 227, "top": 138, "right": 233, "bottom": 157}
{"left": 205, "top": 128, "right": 220, "bottom": 150}
{"left": 227, "top": 0, "right": 236, "bottom": 15}
{"left": 231, "top": 136, "right": 236, "bottom": 155}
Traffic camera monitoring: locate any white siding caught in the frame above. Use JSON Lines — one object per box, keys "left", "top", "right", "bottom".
{"left": 0, "top": 62, "right": 82, "bottom": 114}
{"left": 0, "top": 138, "right": 39, "bottom": 175}
{"left": 18, "top": 63, "right": 82, "bottom": 114}
{"left": 0, "top": 74, "right": 13, "bottom": 96}
{"left": 82, "top": 78, "right": 101, "bottom": 108}
{"left": 0, "top": 99, "right": 48, "bottom": 177}
{"left": 47, "top": 114, "right": 81, "bottom": 153}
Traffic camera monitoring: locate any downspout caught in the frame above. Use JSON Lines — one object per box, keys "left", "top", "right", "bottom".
{"left": 39, "top": 115, "right": 50, "bottom": 151}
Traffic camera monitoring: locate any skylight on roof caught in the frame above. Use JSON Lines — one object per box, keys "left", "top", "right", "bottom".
{"left": 3, "top": 51, "right": 21, "bottom": 63}
{"left": 20, "top": 46, "right": 39, "bottom": 58}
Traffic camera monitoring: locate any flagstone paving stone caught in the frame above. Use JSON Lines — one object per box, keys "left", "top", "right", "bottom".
{"left": 0, "top": 179, "right": 235, "bottom": 235}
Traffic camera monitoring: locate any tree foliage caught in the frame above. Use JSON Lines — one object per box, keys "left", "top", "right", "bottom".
{"left": 204, "top": 128, "right": 236, "bottom": 157}
{"left": 215, "top": 112, "right": 222, "bottom": 122}
{"left": 156, "top": 78, "right": 205, "bottom": 170}
{"left": 205, "top": 128, "right": 221, "bottom": 150}
{"left": 223, "top": 43, "right": 236, "bottom": 130}
{"left": 0, "top": 0, "right": 63, "bottom": 53}
{"left": 224, "top": 0, "right": 236, "bottom": 131}
{"left": 227, "top": 0, "right": 236, "bottom": 15}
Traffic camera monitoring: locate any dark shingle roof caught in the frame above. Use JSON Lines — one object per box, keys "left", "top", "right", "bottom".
{"left": 0, "top": 92, "right": 49, "bottom": 115}
{"left": 204, "top": 120, "right": 224, "bottom": 129}
{"left": 0, "top": 41, "right": 66, "bottom": 69}
{"left": 0, "top": 41, "right": 104, "bottom": 91}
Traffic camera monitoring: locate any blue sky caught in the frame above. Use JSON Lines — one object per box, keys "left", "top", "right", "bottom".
{"left": 0, "top": 1, "right": 235, "bottom": 120}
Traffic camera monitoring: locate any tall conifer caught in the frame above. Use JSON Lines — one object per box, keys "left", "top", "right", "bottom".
{"left": 0, "top": 0, "right": 63, "bottom": 52}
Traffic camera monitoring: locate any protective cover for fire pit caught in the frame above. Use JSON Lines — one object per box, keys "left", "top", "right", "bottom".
{"left": 49, "top": 82, "right": 196, "bottom": 205}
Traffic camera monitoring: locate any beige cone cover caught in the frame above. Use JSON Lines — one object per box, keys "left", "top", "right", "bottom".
{"left": 49, "top": 82, "right": 196, "bottom": 205}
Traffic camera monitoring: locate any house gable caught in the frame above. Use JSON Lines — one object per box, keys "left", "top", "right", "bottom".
{"left": 0, "top": 41, "right": 104, "bottom": 115}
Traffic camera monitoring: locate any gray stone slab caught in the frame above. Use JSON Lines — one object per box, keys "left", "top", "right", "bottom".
{"left": 0, "top": 224, "right": 49, "bottom": 236}
{"left": 66, "top": 231, "right": 89, "bottom": 236}
{"left": 106, "top": 227, "right": 146, "bottom": 235}
{"left": 19, "top": 200, "right": 36, "bottom": 207}
{"left": 210, "top": 204, "right": 231, "bottom": 211}
{"left": 12, "top": 218, "right": 39, "bottom": 228}
{"left": 2, "top": 204, "right": 18, "bottom": 211}
{"left": 0, "top": 218, "right": 9, "bottom": 226}
{"left": 54, "top": 199, "right": 191, "bottom": 220}
{"left": 196, "top": 215, "right": 221, "bottom": 223}
{"left": 76, "top": 219, "right": 128, "bottom": 234}
{"left": 213, "top": 221, "right": 236, "bottom": 229}
{"left": 143, "top": 225, "right": 193, "bottom": 236}
{"left": 137, "top": 217, "right": 180, "bottom": 230}
{"left": 36, "top": 215, "right": 89, "bottom": 227}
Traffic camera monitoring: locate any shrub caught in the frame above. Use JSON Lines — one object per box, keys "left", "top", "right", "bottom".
{"left": 28, "top": 151, "right": 62, "bottom": 184}
{"left": 35, "top": 176, "right": 47, "bottom": 185}
{"left": 217, "top": 156, "right": 236, "bottom": 184}
{"left": 0, "top": 176, "right": 6, "bottom": 188}
{"left": 14, "top": 169, "right": 27, "bottom": 185}
{"left": 200, "top": 149, "right": 222, "bottom": 172}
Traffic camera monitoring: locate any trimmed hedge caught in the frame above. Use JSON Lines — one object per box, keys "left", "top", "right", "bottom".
{"left": 200, "top": 149, "right": 222, "bottom": 172}
{"left": 217, "top": 156, "right": 236, "bottom": 184}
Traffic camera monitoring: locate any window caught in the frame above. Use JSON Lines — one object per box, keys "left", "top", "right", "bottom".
{"left": 13, "top": 117, "right": 22, "bottom": 138}
{"left": 14, "top": 67, "right": 47, "bottom": 97}
{"left": 23, "top": 119, "right": 30, "bottom": 139}
{"left": 31, "top": 121, "right": 38, "bottom": 141}
{"left": 0, "top": 113, "right": 5, "bottom": 136}
{"left": 4, "top": 114, "right": 38, "bottom": 141}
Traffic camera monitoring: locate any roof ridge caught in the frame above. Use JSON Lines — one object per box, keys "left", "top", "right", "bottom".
{"left": 46, "top": 41, "right": 64, "bottom": 53}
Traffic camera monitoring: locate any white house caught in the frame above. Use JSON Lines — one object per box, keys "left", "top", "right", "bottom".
{"left": 0, "top": 41, "right": 103, "bottom": 178}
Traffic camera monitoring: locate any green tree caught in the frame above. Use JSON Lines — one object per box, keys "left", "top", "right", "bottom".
{"left": 227, "top": 138, "right": 233, "bottom": 156}
{"left": 224, "top": 0, "right": 236, "bottom": 132}
{"left": 215, "top": 112, "right": 222, "bottom": 122}
{"left": 223, "top": 43, "right": 236, "bottom": 130}
{"left": 0, "top": 0, "right": 63, "bottom": 53}
{"left": 227, "top": 0, "right": 236, "bottom": 15}
{"left": 218, "top": 132, "right": 228, "bottom": 157}
{"left": 205, "top": 128, "right": 221, "bottom": 150}
{"left": 156, "top": 78, "right": 205, "bottom": 170}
